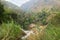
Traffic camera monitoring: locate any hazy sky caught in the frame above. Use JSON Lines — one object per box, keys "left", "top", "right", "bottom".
{"left": 5, "top": 0, "right": 30, "bottom": 7}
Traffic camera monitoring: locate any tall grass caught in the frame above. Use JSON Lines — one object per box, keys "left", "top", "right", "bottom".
{"left": 0, "top": 21, "right": 24, "bottom": 40}
{"left": 41, "top": 23, "right": 60, "bottom": 40}
{"left": 37, "top": 13, "right": 60, "bottom": 40}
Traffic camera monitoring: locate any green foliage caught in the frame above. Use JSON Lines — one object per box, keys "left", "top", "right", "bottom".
{"left": 16, "top": 11, "right": 48, "bottom": 30}
{"left": 0, "top": 3, "right": 18, "bottom": 24}
{"left": 51, "top": 13, "right": 60, "bottom": 26}
{"left": 0, "top": 1, "right": 60, "bottom": 40}
{"left": 0, "top": 2, "right": 4, "bottom": 14}
{"left": 40, "top": 13, "right": 60, "bottom": 40}
{"left": 38, "top": 11, "right": 49, "bottom": 25}
{"left": 41, "top": 23, "right": 60, "bottom": 40}
{"left": 0, "top": 3, "right": 49, "bottom": 30}
{"left": 0, "top": 3, "right": 24, "bottom": 40}
{"left": 0, "top": 2, "right": 5, "bottom": 23}
{"left": 0, "top": 21, "right": 23, "bottom": 40}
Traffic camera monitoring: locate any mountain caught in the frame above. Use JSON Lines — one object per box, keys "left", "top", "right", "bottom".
{"left": 1, "top": 0, "right": 23, "bottom": 13}
{"left": 1, "top": 0, "right": 60, "bottom": 13}
{"left": 21, "top": 0, "right": 60, "bottom": 12}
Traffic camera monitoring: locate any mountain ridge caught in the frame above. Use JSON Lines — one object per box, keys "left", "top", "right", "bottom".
{"left": 2, "top": 0, "right": 23, "bottom": 13}
{"left": 21, "top": 0, "right": 60, "bottom": 12}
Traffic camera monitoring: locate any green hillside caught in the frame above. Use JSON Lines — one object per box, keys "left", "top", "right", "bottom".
{"left": 0, "top": 1, "right": 60, "bottom": 40}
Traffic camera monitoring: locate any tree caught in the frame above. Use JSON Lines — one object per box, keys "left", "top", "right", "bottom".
{"left": 0, "top": 2, "right": 4, "bottom": 24}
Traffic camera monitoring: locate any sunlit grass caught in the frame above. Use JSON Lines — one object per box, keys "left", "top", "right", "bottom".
{"left": 0, "top": 21, "right": 23, "bottom": 40}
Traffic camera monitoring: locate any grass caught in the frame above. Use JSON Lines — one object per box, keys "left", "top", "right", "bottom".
{"left": 42, "top": 23, "right": 60, "bottom": 40}
{"left": 0, "top": 21, "right": 24, "bottom": 40}
{"left": 40, "top": 13, "right": 60, "bottom": 40}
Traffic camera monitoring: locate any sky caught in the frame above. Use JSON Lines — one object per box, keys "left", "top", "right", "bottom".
{"left": 5, "top": 0, "right": 30, "bottom": 7}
